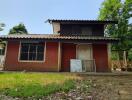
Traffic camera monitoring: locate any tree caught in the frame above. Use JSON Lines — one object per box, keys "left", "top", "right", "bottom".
{"left": 9, "top": 23, "right": 28, "bottom": 34}
{"left": 0, "top": 23, "right": 6, "bottom": 54}
{"left": 98, "top": 0, "right": 132, "bottom": 67}
{"left": 98, "top": 0, "right": 122, "bottom": 37}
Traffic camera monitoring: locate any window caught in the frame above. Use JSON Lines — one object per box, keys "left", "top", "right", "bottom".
{"left": 20, "top": 43, "right": 45, "bottom": 61}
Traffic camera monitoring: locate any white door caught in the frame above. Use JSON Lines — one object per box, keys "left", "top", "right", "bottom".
{"left": 77, "top": 44, "right": 93, "bottom": 72}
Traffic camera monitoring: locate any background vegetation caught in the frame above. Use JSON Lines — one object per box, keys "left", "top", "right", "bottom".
{"left": 8, "top": 23, "right": 28, "bottom": 35}
{"left": 98, "top": 0, "right": 132, "bottom": 66}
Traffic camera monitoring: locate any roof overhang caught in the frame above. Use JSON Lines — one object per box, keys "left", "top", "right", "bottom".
{"left": 47, "top": 19, "right": 118, "bottom": 25}
{"left": 0, "top": 34, "right": 120, "bottom": 43}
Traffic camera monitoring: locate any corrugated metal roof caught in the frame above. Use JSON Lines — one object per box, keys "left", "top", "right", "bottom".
{"left": 0, "top": 34, "right": 119, "bottom": 41}
{"left": 47, "top": 19, "right": 118, "bottom": 24}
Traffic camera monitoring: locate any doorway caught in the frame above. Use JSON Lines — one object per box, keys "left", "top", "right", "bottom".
{"left": 61, "top": 43, "right": 76, "bottom": 72}
{"left": 76, "top": 44, "right": 94, "bottom": 72}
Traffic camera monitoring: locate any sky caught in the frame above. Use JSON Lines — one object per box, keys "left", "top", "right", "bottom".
{"left": 0, "top": 0, "right": 104, "bottom": 35}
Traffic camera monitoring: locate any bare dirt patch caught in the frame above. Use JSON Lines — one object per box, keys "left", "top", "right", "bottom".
{"left": 45, "top": 75, "right": 132, "bottom": 100}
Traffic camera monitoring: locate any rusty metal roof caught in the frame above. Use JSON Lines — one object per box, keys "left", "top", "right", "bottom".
{"left": 47, "top": 19, "right": 118, "bottom": 24}
{"left": 0, "top": 34, "right": 119, "bottom": 41}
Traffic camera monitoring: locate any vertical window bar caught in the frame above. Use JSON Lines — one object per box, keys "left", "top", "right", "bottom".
{"left": 20, "top": 43, "right": 44, "bottom": 61}
{"left": 28, "top": 44, "right": 30, "bottom": 60}
{"left": 35, "top": 45, "right": 38, "bottom": 60}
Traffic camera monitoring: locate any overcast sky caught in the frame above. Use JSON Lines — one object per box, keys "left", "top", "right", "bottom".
{"left": 0, "top": 0, "right": 106, "bottom": 35}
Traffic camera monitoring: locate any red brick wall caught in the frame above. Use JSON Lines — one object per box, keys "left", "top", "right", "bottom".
{"left": 4, "top": 41, "right": 59, "bottom": 72}
{"left": 61, "top": 43, "right": 76, "bottom": 72}
{"left": 93, "top": 44, "right": 109, "bottom": 72}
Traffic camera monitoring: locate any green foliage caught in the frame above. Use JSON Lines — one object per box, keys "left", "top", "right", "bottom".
{"left": 60, "top": 80, "right": 75, "bottom": 92}
{"left": 98, "top": 0, "right": 132, "bottom": 60}
{"left": 0, "top": 73, "right": 77, "bottom": 89}
{"left": 9, "top": 23, "right": 28, "bottom": 34}
{"left": 111, "top": 51, "right": 119, "bottom": 60}
{"left": 98, "top": 0, "right": 122, "bottom": 21}
{"left": 0, "top": 73, "right": 78, "bottom": 98}
{"left": 117, "top": 0, "right": 132, "bottom": 51}
{"left": 128, "top": 49, "right": 132, "bottom": 61}
{"left": 98, "top": 0, "right": 122, "bottom": 36}
{"left": 3, "top": 80, "right": 75, "bottom": 98}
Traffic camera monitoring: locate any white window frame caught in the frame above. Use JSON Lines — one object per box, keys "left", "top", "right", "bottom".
{"left": 18, "top": 41, "right": 46, "bottom": 63}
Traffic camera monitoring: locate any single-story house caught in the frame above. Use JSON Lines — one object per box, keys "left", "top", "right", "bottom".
{"left": 0, "top": 19, "right": 119, "bottom": 72}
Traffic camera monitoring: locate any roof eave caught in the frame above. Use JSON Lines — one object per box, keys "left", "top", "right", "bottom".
{"left": 47, "top": 19, "right": 118, "bottom": 24}
{"left": 0, "top": 37, "right": 120, "bottom": 43}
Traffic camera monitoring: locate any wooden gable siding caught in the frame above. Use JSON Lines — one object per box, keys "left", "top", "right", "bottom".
{"left": 4, "top": 41, "right": 59, "bottom": 72}
{"left": 60, "top": 24, "right": 104, "bottom": 36}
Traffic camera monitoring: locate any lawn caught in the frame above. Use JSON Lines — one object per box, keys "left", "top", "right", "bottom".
{"left": 0, "top": 72, "right": 80, "bottom": 98}
{"left": 0, "top": 73, "right": 132, "bottom": 100}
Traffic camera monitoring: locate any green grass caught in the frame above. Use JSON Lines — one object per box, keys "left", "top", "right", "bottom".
{"left": 0, "top": 72, "right": 79, "bottom": 98}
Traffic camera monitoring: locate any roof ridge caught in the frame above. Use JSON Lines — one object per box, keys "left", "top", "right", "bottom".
{"left": 48, "top": 19, "right": 118, "bottom": 22}
{"left": 48, "top": 19, "right": 115, "bottom": 21}
{"left": 7, "top": 33, "right": 60, "bottom": 35}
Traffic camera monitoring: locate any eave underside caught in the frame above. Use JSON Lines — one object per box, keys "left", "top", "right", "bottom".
{"left": 0, "top": 38, "right": 119, "bottom": 44}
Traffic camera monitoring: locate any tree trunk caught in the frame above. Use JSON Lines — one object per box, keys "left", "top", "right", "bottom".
{"left": 123, "top": 51, "right": 127, "bottom": 68}
{"left": 118, "top": 51, "right": 123, "bottom": 68}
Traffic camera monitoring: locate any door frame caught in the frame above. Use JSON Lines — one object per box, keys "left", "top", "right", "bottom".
{"left": 76, "top": 43, "right": 93, "bottom": 60}
{"left": 76, "top": 43, "right": 94, "bottom": 72}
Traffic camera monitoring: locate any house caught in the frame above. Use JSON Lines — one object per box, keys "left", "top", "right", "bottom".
{"left": 0, "top": 19, "right": 119, "bottom": 72}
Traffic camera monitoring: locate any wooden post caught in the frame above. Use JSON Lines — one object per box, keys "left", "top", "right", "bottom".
{"left": 58, "top": 42, "right": 61, "bottom": 72}
{"left": 107, "top": 43, "right": 111, "bottom": 71}
{"left": 123, "top": 51, "right": 127, "bottom": 68}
